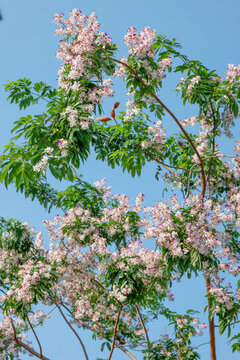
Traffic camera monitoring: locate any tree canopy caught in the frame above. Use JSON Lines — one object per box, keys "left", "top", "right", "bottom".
{"left": 1, "top": 8, "right": 240, "bottom": 360}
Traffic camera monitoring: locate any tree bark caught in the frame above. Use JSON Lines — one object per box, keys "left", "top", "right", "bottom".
{"left": 205, "top": 277, "right": 217, "bottom": 360}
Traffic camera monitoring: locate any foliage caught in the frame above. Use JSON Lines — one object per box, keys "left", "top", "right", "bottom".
{"left": 1, "top": 8, "right": 240, "bottom": 360}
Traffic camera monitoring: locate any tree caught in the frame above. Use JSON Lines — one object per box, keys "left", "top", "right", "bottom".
{"left": 1, "top": 8, "right": 240, "bottom": 359}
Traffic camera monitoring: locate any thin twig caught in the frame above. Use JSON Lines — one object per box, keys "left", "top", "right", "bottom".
{"left": 145, "top": 150, "right": 191, "bottom": 192}
{"left": 215, "top": 320, "right": 240, "bottom": 327}
{"left": 185, "top": 166, "right": 194, "bottom": 199}
{"left": 207, "top": 105, "right": 217, "bottom": 196}
{"left": 197, "top": 341, "right": 210, "bottom": 348}
{"left": 182, "top": 162, "right": 198, "bottom": 205}
{"left": 135, "top": 305, "right": 150, "bottom": 345}
{"left": 45, "top": 305, "right": 57, "bottom": 317}
{"left": 55, "top": 302, "right": 89, "bottom": 360}
{"left": 145, "top": 151, "right": 192, "bottom": 172}
{"left": 10, "top": 318, "right": 50, "bottom": 360}
{"left": 30, "top": 305, "right": 57, "bottom": 330}
{"left": 60, "top": 301, "right": 138, "bottom": 360}
{"left": 15, "top": 339, "right": 50, "bottom": 360}
{"left": 26, "top": 316, "right": 43, "bottom": 356}
{"left": 108, "top": 305, "right": 123, "bottom": 360}
{"left": 32, "top": 92, "right": 52, "bottom": 104}
{"left": 116, "top": 344, "right": 138, "bottom": 360}
{"left": 202, "top": 154, "right": 234, "bottom": 160}
{"left": 207, "top": 105, "right": 216, "bottom": 182}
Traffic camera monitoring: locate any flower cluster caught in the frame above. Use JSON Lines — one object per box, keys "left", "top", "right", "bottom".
{"left": 141, "top": 120, "right": 166, "bottom": 151}
{"left": 114, "top": 57, "right": 128, "bottom": 78}
{"left": 180, "top": 116, "right": 199, "bottom": 127}
{"left": 4, "top": 260, "right": 52, "bottom": 304}
{"left": 141, "top": 194, "right": 234, "bottom": 257}
{"left": 57, "top": 138, "right": 69, "bottom": 157}
{"left": 176, "top": 77, "right": 187, "bottom": 91}
{"left": 186, "top": 75, "right": 201, "bottom": 94}
{"left": 0, "top": 317, "right": 23, "bottom": 359}
{"left": 140, "top": 56, "right": 172, "bottom": 83}
{"left": 123, "top": 98, "right": 141, "bottom": 121}
{"left": 54, "top": 10, "right": 112, "bottom": 84}
{"left": 209, "top": 285, "right": 235, "bottom": 311}
{"left": 176, "top": 317, "right": 206, "bottom": 334}
{"left": 93, "top": 178, "right": 112, "bottom": 198}
{"left": 54, "top": 9, "right": 116, "bottom": 120}
{"left": 225, "top": 63, "right": 240, "bottom": 83}
{"left": 2, "top": 175, "right": 240, "bottom": 357}
{"left": 124, "top": 26, "right": 157, "bottom": 58}
{"left": 33, "top": 155, "right": 49, "bottom": 173}
{"left": 191, "top": 122, "right": 213, "bottom": 163}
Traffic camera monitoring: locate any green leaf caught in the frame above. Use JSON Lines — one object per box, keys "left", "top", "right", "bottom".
{"left": 49, "top": 163, "right": 62, "bottom": 179}
{"left": 15, "top": 171, "right": 23, "bottom": 189}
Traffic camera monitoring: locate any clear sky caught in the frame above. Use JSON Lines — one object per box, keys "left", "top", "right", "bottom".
{"left": 1, "top": 0, "right": 240, "bottom": 359}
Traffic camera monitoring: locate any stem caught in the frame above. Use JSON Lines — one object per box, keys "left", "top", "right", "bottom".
{"left": 55, "top": 303, "right": 89, "bottom": 360}
{"left": 154, "top": 161, "right": 192, "bottom": 172}
{"left": 145, "top": 150, "right": 191, "bottom": 192}
{"left": 10, "top": 317, "right": 17, "bottom": 340}
{"left": 26, "top": 316, "right": 43, "bottom": 356}
{"left": 30, "top": 306, "right": 57, "bottom": 330}
{"left": 135, "top": 305, "right": 150, "bottom": 345}
{"left": 207, "top": 105, "right": 217, "bottom": 195}
{"left": 197, "top": 341, "right": 210, "bottom": 348}
{"left": 60, "top": 302, "right": 138, "bottom": 360}
{"left": 205, "top": 277, "right": 217, "bottom": 360}
{"left": 108, "top": 305, "right": 123, "bottom": 360}
{"left": 117, "top": 345, "right": 138, "bottom": 360}
{"left": 32, "top": 92, "right": 52, "bottom": 104}
{"left": 215, "top": 320, "right": 240, "bottom": 327}
{"left": 10, "top": 318, "right": 49, "bottom": 360}
{"left": 112, "top": 57, "right": 207, "bottom": 197}
{"left": 182, "top": 162, "right": 199, "bottom": 205}
{"left": 145, "top": 151, "right": 189, "bottom": 172}
{"left": 15, "top": 340, "right": 50, "bottom": 360}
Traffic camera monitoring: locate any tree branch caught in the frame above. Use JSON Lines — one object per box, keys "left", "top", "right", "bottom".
{"left": 135, "top": 305, "right": 150, "bottom": 346}
{"left": 145, "top": 150, "right": 191, "bottom": 193}
{"left": 55, "top": 302, "right": 89, "bottom": 360}
{"left": 207, "top": 105, "right": 217, "bottom": 196}
{"left": 108, "top": 305, "right": 123, "bottom": 360}
{"left": 205, "top": 277, "right": 217, "bottom": 360}
{"left": 116, "top": 344, "right": 138, "bottom": 360}
{"left": 215, "top": 320, "right": 240, "bottom": 327}
{"left": 112, "top": 57, "right": 207, "bottom": 197}
{"left": 26, "top": 316, "right": 43, "bottom": 356}
{"left": 15, "top": 339, "right": 50, "bottom": 360}
{"left": 197, "top": 341, "right": 210, "bottom": 348}
{"left": 144, "top": 151, "right": 192, "bottom": 172}
{"left": 10, "top": 318, "right": 50, "bottom": 360}
{"left": 60, "top": 301, "right": 138, "bottom": 360}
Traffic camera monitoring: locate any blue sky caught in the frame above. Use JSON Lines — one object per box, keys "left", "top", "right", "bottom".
{"left": 1, "top": 0, "right": 240, "bottom": 359}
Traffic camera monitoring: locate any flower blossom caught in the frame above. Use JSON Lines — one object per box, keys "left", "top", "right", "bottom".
{"left": 187, "top": 75, "right": 201, "bottom": 94}
{"left": 57, "top": 139, "right": 69, "bottom": 156}
{"left": 124, "top": 26, "right": 156, "bottom": 58}
{"left": 141, "top": 121, "right": 166, "bottom": 151}
{"left": 33, "top": 155, "right": 49, "bottom": 173}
